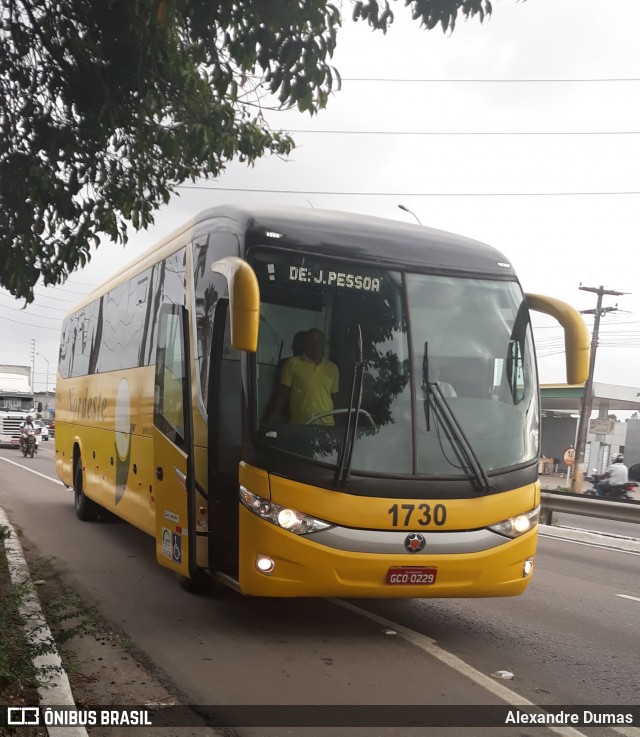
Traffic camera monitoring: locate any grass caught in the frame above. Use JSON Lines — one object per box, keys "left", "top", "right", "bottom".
{"left": 0, "top": 527, "right": 40, "bottom": 710}
{"left": 0, "top": 525, "right": 98, "bottom": 711}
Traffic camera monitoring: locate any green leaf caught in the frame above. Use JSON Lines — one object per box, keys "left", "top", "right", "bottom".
{"left": 0, "top": 0, "right": 495, "bottom": 301}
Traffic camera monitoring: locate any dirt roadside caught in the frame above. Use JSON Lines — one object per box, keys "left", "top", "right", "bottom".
{"left": 10, "top": 533, "right": 223, "bottom": 737}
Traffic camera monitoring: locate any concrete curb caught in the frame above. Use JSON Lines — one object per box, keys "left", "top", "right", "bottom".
{"left": 0, "top": 507, "right": 88, "bottom": 737}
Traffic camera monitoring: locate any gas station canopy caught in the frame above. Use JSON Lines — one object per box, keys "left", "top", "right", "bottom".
{"left": 541, "top": 382, "right": 640, "bottom": 414}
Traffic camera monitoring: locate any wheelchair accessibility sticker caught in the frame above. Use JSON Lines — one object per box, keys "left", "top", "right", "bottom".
{"left": 172, "top": 532, "right": 182, "bottom": 563}
{"left": 161, "top": 527, "right": 182, "bottom": 563}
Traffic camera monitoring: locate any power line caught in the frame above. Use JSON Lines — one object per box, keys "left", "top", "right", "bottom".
{"left": 286, "top": 129, "right": 640, "bottom": 136}
{"left": 250, "top": 73, "right": 640, "bottom": 84}
{"left": 0, "top": 314, "right": 60, "bottom": 331}
{"left": 538, "top": 344, "right": 640, "bottom": 358}
{"left": 64, "top": 278, "right": 98, "bottom": 287}
{"left": 538, "top": 350, "right": 580, "bottom": 358}
{"left": 35, "top": 285, "right": 90, "bottom": 296}
{"left": 176, "top": 185, "right": 640, "bottom": 197}
{"left": 338, "top": 77, "right": 640, "bottom": 83}
{"left": 24, "top": 293, "right": 80, "bottom": 305}
{"left": 1, "top": 288, "right": 86, "bottom": 305}
{"left": 536, "top": 329, "right": 640, "bottom": 342}
{"left": 13, "top": 302, "right": 67, "bottom": 314}
{"left": 0, "top": 303, "right": 63, "bottom": 321}
{"left": 534, "top": 318, "right": 640, "bottom": 330}
{"left": 0, "top": 296, "right": 69, "bottom": 314}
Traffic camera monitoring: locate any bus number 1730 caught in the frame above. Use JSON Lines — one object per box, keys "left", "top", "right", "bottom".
{"left": 387, "top": 503, "right": 447, "bottom": 527}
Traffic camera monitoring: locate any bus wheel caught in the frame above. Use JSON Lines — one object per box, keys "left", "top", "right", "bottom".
{"left": 74, "top": 463, "right": 100, "bottom": 522}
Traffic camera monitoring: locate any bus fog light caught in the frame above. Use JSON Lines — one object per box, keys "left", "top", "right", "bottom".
{"left": 523, "top": 558, "right": 534, "bottom": 576}
{"left": 256, "top": 555, "right": 275, "bottom": 574}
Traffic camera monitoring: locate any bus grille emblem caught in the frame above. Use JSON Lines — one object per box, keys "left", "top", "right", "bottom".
{"left": 404, "top": 533, "right": 426, "bottom": 553}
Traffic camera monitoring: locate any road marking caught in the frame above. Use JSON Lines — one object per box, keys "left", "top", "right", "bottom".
{"left": 616, "top": 594, "right": 640, "bottom": 603}
{"left": 0, "top": 456, "right": 64, "bottom": 485}
{"left": 330, "top": 598, "right": 588, "bottom": 737}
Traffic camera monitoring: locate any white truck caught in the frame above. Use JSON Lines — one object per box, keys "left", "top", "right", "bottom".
{"left": 0, "top": 364, "right": 40, "bottom": 447}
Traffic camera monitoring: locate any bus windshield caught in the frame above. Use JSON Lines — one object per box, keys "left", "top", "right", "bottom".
{"left": 251, "top": 247, "right": 538, "bottom": 478}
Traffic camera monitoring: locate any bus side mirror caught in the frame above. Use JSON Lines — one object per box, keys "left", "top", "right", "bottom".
{"left": 37, "top": 401, "right": 43, "bottom": 412}
{"left": 211, "top": 257, "right": 260, "bottom": 352}
{"left": 525, "top": 293, "right": 590, "bottom": 385}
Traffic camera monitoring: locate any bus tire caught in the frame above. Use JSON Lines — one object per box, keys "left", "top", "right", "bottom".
{"left": 74, "top": 463, "right": 100, "bottom": 522}
{"left": 176, "top": 570, "right": 208, "bottom": 593}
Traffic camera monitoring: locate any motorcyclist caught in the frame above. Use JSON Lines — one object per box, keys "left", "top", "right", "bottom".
{"left": 596, "top": 453, "right": 628, "bottom": 497}
{"left": 19, "top": 415, "right": 37, "bottom": 452}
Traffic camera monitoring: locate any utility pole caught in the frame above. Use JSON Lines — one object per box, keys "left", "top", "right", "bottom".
{"left": 30, "top": 339, "right": 36, "bottom": 395}
{"left": 570, "top": 285, "right": 625, "bottom": 493}
{"left": 36, "top": 352, "right": 50, "bottom": 414}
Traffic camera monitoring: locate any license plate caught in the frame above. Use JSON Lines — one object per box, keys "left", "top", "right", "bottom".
{"left": 386, "top": 567, "right": 437, "bottom": 585}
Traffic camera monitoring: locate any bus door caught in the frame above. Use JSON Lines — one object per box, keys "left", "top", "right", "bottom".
{"left": 208, "top": 298, "right": 242, "bottom": 579}
{"left": 152, "top": 304, "right": 197, "bottom": 579}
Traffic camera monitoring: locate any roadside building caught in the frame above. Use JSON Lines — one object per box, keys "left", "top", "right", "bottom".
{"left": 540, "top": 383, "right": 640, "bottom": 476}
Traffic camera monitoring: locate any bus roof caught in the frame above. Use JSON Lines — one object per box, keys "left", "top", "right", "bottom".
{"left": 196, "top": 205, "right": 517, "bottom": 278}
{"left": 66, "top": 205, "right": 518, "bottom": 317}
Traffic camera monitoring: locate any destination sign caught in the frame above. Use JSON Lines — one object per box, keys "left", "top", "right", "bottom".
{"left": 251, "top": 249, "right": 394, "bottom": 296}
{"left": 287, "top": 265, "right": 381, "bottom": 292}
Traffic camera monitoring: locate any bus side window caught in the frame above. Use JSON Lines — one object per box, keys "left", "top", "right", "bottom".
{"left": 154, "top": 309, "right": 187, "bottom": 446}
{"left": 192, "top": 229, "right": 240, "bottom": 412}
{"left": 507, "top": 339, "right": 526, "bottom": 404}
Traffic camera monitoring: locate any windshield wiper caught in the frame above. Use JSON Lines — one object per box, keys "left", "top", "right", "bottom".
{"left": 422, "top": 348, "right": 431, "bottom": 431}
{"left": 423, "top": 342, "right": 492, "bottom": 494}
{"left": 334, "top": 324, "right": 364, "bottom": 487}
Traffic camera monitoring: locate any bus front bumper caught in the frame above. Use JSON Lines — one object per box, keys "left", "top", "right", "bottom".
{"left": 238, "top": 506, "right": 537, "bottom": 598}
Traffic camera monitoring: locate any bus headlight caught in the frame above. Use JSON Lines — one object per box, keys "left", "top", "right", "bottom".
{"left": 488, "top": 506, "right": 540, "bottom": 539}
{"left": 239, "top": 487, "right": 332, "bottom": 535}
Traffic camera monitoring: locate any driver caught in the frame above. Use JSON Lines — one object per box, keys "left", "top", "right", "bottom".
{"left": 265, "top": 328, "right": 339, "bottom": 425}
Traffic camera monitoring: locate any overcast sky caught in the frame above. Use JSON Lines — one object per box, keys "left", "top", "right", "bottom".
{"left": 1, "top": 0, "right": 639, "bottom": 403}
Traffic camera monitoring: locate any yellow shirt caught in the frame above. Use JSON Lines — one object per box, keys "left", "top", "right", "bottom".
{"left": 280, "top": 355, "right": 339, "bottom": 425}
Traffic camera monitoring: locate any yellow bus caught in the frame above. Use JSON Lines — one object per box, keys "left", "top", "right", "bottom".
{"left": 56, "top": 206, "right": 589, "bottom": 597}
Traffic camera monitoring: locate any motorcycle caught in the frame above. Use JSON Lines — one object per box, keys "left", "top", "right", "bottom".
{"left": 584, "top": 469, "right": 637, "bottom": 500}
{"left": 21, "top": 429, "right": 38, "bottom": 458}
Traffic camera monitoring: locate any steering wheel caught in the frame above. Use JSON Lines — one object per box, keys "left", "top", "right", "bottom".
{"left": 304, "top": 407, "right": 377, "bottom": 430}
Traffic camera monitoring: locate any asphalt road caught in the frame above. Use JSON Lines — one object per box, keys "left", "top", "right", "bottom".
{"left": 1, "top": 444, "right": 639, "bottom": 737}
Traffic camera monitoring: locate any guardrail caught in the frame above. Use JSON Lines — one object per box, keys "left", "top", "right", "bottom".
{"left": 540, "top": 490, "right": 640, "bottom": 525}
